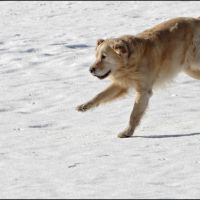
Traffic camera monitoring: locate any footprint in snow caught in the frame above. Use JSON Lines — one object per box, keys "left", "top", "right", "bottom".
{"left": 68, "top": 163, "right": 81, "bottom": 168}
{"left": 28, "top": 124, "right": 52, "bottom": 128}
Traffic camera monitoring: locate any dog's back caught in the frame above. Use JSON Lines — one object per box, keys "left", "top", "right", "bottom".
{"left": 134, "top": 17, "right": 200, "bottom": 88}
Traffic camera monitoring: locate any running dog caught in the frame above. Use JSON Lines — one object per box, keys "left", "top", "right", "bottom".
{"left": 76, "top": 17, "right": 200, "bottom": 138}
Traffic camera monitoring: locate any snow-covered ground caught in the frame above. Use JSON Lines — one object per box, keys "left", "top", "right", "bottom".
{"left": 1, "top": 1, "right": 200, "bottom": 198}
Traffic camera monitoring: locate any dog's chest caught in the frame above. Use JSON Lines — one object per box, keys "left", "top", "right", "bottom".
{"left": 111, "top": 74, "right": 137, "bottom": 90}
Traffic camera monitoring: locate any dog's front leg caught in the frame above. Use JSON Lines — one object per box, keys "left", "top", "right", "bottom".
{"left": 76, "top": 83, "right": 127, "bottom": 112}
{"left": 118, "top": 88, "right": 152, "bottom": 138}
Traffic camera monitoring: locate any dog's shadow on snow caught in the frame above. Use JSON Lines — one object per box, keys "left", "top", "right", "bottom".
{"left": 133, "top": 132, "right": 200, "bottom": 139}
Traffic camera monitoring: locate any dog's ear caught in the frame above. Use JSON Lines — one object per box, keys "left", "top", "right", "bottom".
{"left": 111, "top": 40, "right": 128, "bottom": 56}
{"left": 97, "top": 39, "right": 105, "bottom": 46}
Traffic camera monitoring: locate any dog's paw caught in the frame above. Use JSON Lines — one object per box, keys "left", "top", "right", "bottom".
{"left": 118, "top": 127, "right": 134, "bottom": 138}
{"left": 76, "top": 104, "right": 88, "bottom": 112}
{"left": 76, "top": 102, "right": 93, "bottom": 112}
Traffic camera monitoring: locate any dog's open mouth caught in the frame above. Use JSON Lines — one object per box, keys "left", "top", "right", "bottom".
{"left": 95, "top": 70, "right": 111, "bottom": 79}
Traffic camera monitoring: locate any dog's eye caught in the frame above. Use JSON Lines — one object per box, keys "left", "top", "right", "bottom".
{"left": 102, "top": 54, "right": 106, "bottom": 59}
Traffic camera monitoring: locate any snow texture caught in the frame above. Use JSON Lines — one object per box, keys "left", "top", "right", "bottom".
{"left": 1, "top": 1, "right": 200, "bottom": 199}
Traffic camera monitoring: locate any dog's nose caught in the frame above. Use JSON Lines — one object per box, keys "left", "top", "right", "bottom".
{"left": 89, "top": 67, "right": 95, "bottom": 74}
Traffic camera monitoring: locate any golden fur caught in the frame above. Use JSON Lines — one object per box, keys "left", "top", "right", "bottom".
{"left": 76, "top": 17, "right": 200, "bottom": 138}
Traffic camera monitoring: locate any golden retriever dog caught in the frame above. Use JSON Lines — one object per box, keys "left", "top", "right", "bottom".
{"left": 76, "top": 17, "right": 200, "bottom": 138}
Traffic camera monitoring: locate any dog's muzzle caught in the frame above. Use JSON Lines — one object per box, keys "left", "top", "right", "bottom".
{"left": 89, "top": 67, "right": 111, "bottom": 79}
{"left": 89, "top": 67, "right": 96, "bottom": 75}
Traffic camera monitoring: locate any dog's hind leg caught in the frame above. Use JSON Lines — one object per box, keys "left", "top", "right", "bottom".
{"left": 184, "top": 67, "right": 200, "bottom": 80}
{"left": 76, "top": 83, "right": 128, "bottom": 112}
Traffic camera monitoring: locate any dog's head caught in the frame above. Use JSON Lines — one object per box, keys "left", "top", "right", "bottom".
{"left": 89, "top": 38, "right": 129, "bottom": 79}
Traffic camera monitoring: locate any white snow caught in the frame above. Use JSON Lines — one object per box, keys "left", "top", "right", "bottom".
{"left": 1, "top": 1, "right": 200, "bottom": 198}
